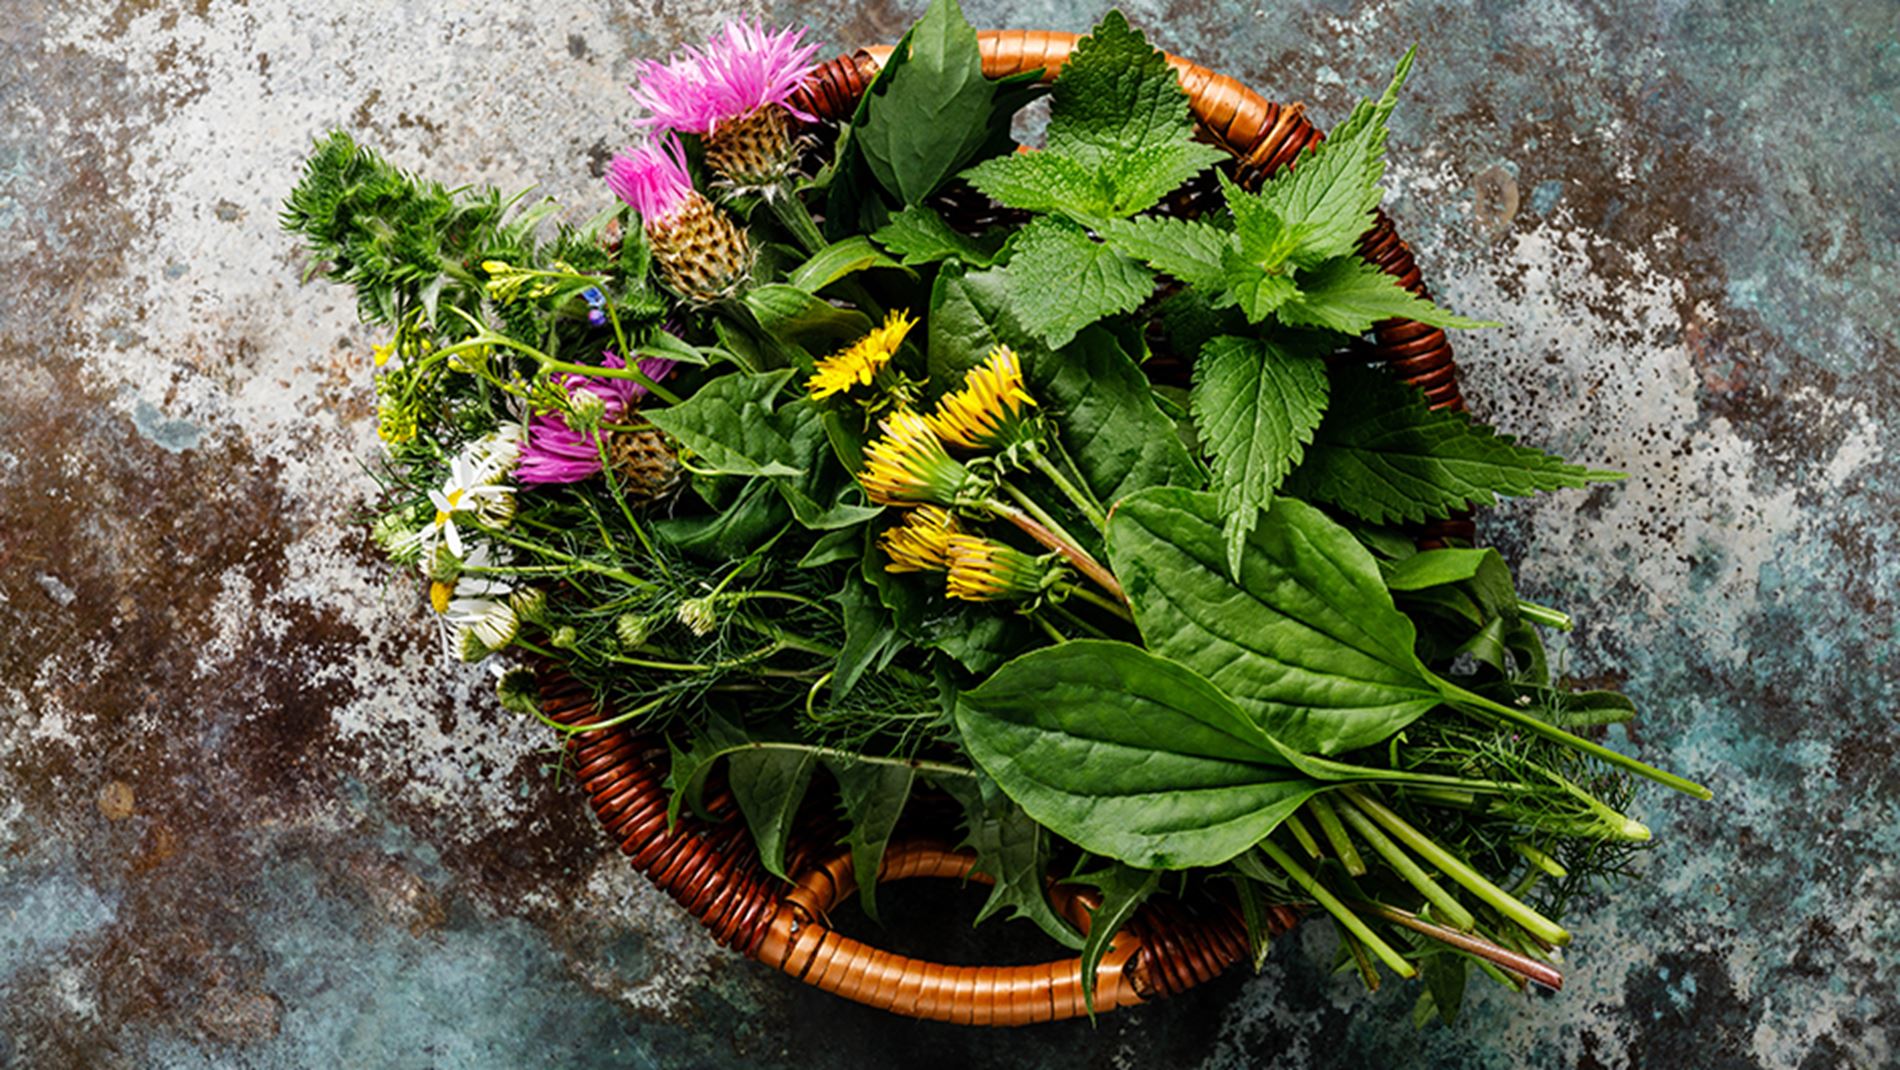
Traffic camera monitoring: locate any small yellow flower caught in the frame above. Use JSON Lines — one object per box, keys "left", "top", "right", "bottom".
{"left": 857, "top": 409, "right": 973, "bottom": 507}
{"left": 879, "top": 505, "right": 961, "bottom": 572}
{"left": 944, "top": 534, "right": 1049, "bottom": 602}
{"left": 372, "top": 340, "right": 397, "bottom": 367}
{"left": 926, "top": 345, "right": 1040, "bottom": 451}
{"left": 806, "top": 309, "right": 917, "bottom": 400}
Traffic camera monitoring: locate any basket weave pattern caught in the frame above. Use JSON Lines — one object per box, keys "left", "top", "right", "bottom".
{"left": 537, "top": 30, "right": 1469, "bottom": 1026}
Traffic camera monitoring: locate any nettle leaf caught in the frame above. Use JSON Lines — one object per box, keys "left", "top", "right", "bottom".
{"left": 941, "top": 774, "right": 1084, "bottom": 949}
{"left": 955, "top": 640, "right": 1325, "bottom": 868}
{"left": 959, "top": 11, "right": 1222, "bottom": 221}
{"left": 1002, "top": 216, "right": 1154, "bottom": 348}
{"left": 1278, "top": 256, "right": 1496, "bottom": 335}
{"left": 1190, "top": 335, "right": 1332, "bottom": 575}
{"left": 1068, "top": 862, "right": 1161, "bottom": 1013}
{"left": 1097, "top": 215, "right": 1228, "bottom": 288}
{"left": 1284, "top": 363, "right": 1625, "bottom": 525}
{"left": 1258, "top": 47, "right": 1416, "bottom": 268}
{"left": 871, "top": 203, "right": 1007, "bottom": 267}
{"left": 928, "top": 265, "right": 1196, "bottom": 504}
{"left": 828, "top": 758, "right": 915, "bottom": 921}
{"left": 1106, "top": 488, "right": 1441, "bottom": 755}
{"left": 858, "top": 0, "right": 1037, "bottom": 205}
{"left": 645, "top": 370, "right": 807, "bottom": 477}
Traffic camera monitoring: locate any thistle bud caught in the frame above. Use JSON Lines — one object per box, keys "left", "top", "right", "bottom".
{"left": 606, "top": 137, "right": 750, "bottom": 303}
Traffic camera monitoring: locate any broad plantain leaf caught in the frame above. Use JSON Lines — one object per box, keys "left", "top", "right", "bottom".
{"left": 727, "top": 744, "right": 817, "bottom": 882}
{"left": 786, "top": 236, "right": 910, "bottom": 292}
{"left": 1284, "top": 363, "right": 1625, "bottom": 524}
{"left": 1106, "top": 488, "right": 1442, "bottom": 755}
{"left": 955, "top": 640, "right": 1327, "bottom": 868}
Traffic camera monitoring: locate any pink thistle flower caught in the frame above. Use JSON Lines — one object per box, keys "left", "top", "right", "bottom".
{"left": 605, "top": 136, "right": 696, "bottom": 225}
{"left": 629, "top": 19, "right": 821, "bottom": 136}
{"left": 517, "top": 352, "right": 678, "bottom": 485}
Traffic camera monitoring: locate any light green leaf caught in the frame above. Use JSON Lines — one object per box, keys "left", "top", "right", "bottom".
{"left": 743, "top": 284, "right": 872, "bottom": 345}
{"left": 961, "top": 150, "right": 1108, "bottom": 217}
{"left": 786, "top": 236, "right": 909, "bottom": 292}
{"left": 1097, "top": 215, "right": 1230, "bottom": 288}
{"left": 828, "top": 758, "right": 914, "bottom": 921}
{"left": 940, "top": 774, "right": 1084, "bottom": 948}
{"left": 955, "top": 640, "right": 1326, "bottom": 868}
{"left": 1279, "top": 256, "right": 1497, "bottom": 334}
{"left": 1191, "top": 335, "right": 1331, "bottom": 575}
{"left": 1284, "top": 364, "right": 1625, "bottom": 524}
{"left": 870, "top": 203, "right": 1007, "bottom": 267}
{"left": 1002, "top": 215, "right": 1154, "bottom": 348}
{"left": 645, "top": 370, "right": 807, "bottom": 478}
{"left": 1106, "top": 488, "right": 1441, "bottom": 755}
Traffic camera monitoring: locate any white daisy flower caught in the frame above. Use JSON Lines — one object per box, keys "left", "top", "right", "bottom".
{"left": 428, "top": 545, "right": 518, "bottom": 662}
{"left": 414, "top": 451, "right": 513, "bottom": 559}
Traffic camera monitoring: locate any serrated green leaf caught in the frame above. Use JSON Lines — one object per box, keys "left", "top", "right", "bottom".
{"left": 1097, "top": 214, "right": 1230, "bottom": 288}
{"left": 1040, "top": 11, "right": 1225, "bottom": 215}
{"left": 829, "top": 758, "right": 914, "bottom": 921}
{"left": 955, "top": 640, "right": 1326, "bottom": 868}
{"left": 645, "top": 370, "right": 807, "bottom": 477}
{"left": 831, "top": 571, "right": 896, "bottom": 700}
{"left": 1069, "top": 863, "right": 1160, "bottom": 1013}
{"left": 1280, "top": 256, "right": 1497, "bottom": 334}
{"left": 1284, "top": 364, "right": 1625, "bottom": 524}
{"left": 940, "top": 774, "right": 1084, "bottom": 948}
{"left": 1212, "top": 252, "right": 1300, "bottom": 323}
{"left": 1258, "top": 48, "right": 1418, "bottom": 268}
{"left": 1106, "top": 488, "right": 1441, "bottom": 755}
{"left": 1191, "top": 335, "right": 1332, "bottom": 575}
{"left": 727, "top": 743, "right": 817, "bottom": 881}
{"left": 1003, "top": 215, "right": 1153, "bottom": 348}
{"left": 961, "top": 150, "right": 1108, "bottom": 217}
{"left": 870, "top": 204, "right": 1007, "bottom": 266}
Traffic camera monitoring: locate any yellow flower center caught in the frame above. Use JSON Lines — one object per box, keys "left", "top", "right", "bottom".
{"left": 429, "top": 580, "right": 453, "bottom": 614}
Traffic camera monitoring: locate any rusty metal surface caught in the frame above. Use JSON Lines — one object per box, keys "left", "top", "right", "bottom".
{"left": 2, "top": 1, "right": 1896, "bottom": 1066}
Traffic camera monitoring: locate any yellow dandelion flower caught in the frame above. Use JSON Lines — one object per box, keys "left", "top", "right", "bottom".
{"left": 806, "top": 309, "right": 917, "bottom": 400}
{"left": 879, "top": 505, "right": 962, "bottom": 573}
{"left": 857, "top": 409, "right": 974, "bottom": 506}
{"left": 944, "top": 534, "right": 1049, "bottom": 602}
{"left": 925, "top": 344, "right": 1041, "bottom": 451}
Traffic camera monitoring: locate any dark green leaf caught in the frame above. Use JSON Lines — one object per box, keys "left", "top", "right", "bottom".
{"left": 859, "top": 0, "right": 1018, "bottom": 205}
{"left": 786, "top": 236, "right": 910, "bottom": 292}
{"left": 829, "top": 758, "right": 915, "bottom": 920}
{"left": 1069, "top": 863, "right": 1160, "bottom": 1012}
{"left": 870, "top": 203, "right": 1008, "bottom": 266}
{"left": 1279, "top": 256, "right": 1496, "bottom": 334}
{"left": 955, "top": 640, "right": 1325, "bottom": 867}
{"left": 651, "top": 476, "right": 789, "bottom": 558}
{"left": 727, "top": 743, "right": 818, "bottom": 881}
{"left": 1003, "top": 216, "right": 1154, "bottom": 348}
{"left": 1191, "top": 335, "right": 1332, "bottom": 574}
{"left": 1285, "top": 364, "right": 1625, "bottom": 524}
{"left": 940, "top": 774, "right": 1084, "bottom": 948}
{"left": 832, "top": 571, "right": 897, "bottom": 699}
{"left": 1420, "top": 952, "right": 1468, "bottom": 1026}
{"left": 1106, "top": 488, "right": 1441, "bottom": 755}
{"left": 645, "top": 370, "right": 807, "bottom": 477}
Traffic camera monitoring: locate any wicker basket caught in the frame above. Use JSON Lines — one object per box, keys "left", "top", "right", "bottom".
{"left": 536, "top": 29, "right": 1471, "bottom": 1027}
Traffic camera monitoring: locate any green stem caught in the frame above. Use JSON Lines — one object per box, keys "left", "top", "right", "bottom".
{"left": 530, "top": 694, "right": 669, "bottom": 735}
{"left": 1332, "top": 791, "right": 1477, "bottom": 931}
{"left": 767, "top": 187, "right": 828, "bottom": 256}
{"left": 1512, "top": 841, "right": 1569, "bottom": 879}
{"left": 1437, "top": 679, "right": 1712, "bottom": 800}
{"left": 1025, "top": 446, "right": 1107, "bottom": 533}
{"left": 1341, "top": 787, "right": 1571, "bottom": 948}
{"left": 476, "top": 526, "right": 650, "bottom": 588}
{"left": 990, "top": 493, "right": 1125, "bottom": 604}
{"left": 1031, "top": 613, "right": 1068, "bottom": 645}
{"left": 732, "top": 615, "right": 839, "bottom": 658}
{"left": 1282, "top": 812, "right": 1322, "bottom": 858}
{"left": 1256, "top": 840, "right": 1416, "bottom": 979}
{"left": 1055, "top": 582, "right": 1134, "bottom": 624}
{"left": 1517, "top": 600, "right": 1573, "bottom": 631}
{"left": 1305, "top": 796, "right": 1367, "bottom": 877}
{"left": 706, "top": 739, "right": 978, "bottom": 781}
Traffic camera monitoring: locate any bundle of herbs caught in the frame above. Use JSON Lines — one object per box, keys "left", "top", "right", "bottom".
{"left": 283, "top": 2, "right": 1707, "bottom": 1024}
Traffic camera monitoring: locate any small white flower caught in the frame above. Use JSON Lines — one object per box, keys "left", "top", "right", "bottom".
{"left": 412, "top": 450, "right": 513, "bottom": 559}
{"left": 429, "top": 545, "right": 518, "bottom": 661}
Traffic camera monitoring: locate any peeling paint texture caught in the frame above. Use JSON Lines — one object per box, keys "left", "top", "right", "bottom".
{"left": 1, "top": 1, "right": 1895, "bottom": 1067}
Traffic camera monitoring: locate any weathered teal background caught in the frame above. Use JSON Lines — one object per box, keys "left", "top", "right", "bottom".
{"left": 2, "top": 0, "right": 1895, "bottom": 1066}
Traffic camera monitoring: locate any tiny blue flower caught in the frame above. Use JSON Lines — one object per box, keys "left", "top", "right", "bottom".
{"left": 588, "top": 309, "right": 608, "bottom": 327}
{"left": 580, "top": 287, "right": 605, "bottom": 306}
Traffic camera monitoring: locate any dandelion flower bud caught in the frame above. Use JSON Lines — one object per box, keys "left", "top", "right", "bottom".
{"left": 925, "top": 345, "right": 1043, "bottom": 453}
{"left": 944, "top": 535, "right": 1053, "bottom": 602}
{"left": 857, "top": 409, "right": 979, "bottom": 508}
{"left": 878, "top": 505, "right": 961, "bottom": 573}
{"left": 806, "top": 310, "right": 918, "bottom": 405}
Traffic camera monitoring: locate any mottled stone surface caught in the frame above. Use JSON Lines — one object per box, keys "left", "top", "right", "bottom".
{"left": 1, "top": 0, "right": 1895, "bottom": 1066}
